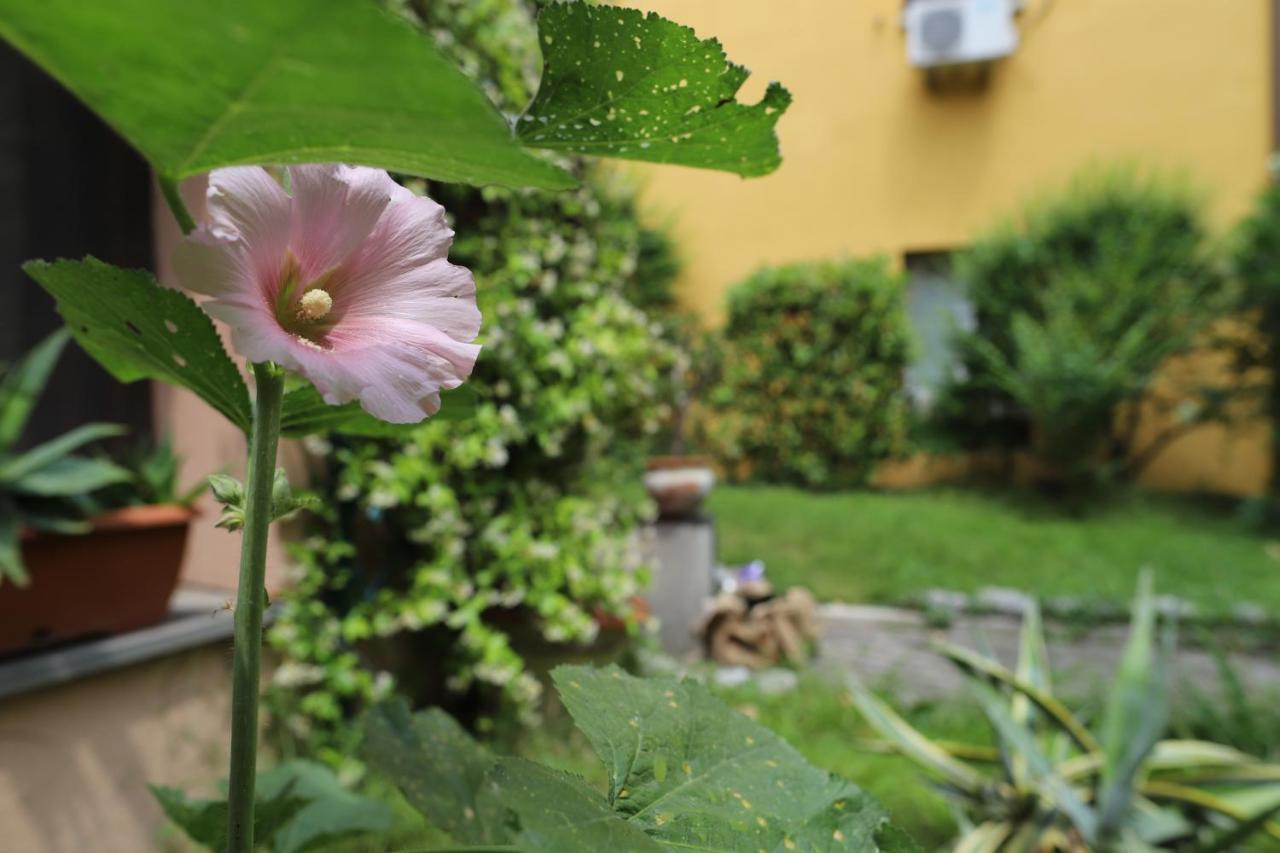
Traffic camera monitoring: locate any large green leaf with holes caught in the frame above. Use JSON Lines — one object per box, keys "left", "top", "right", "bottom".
{"left": 366, "top": 667, "right": 915, "bottom": 852}
{"left": 553, "top": 665, "right": 910, "bottom": 852}
{"left": 488, "top": 759, "right": 664, "bottom": 853}
{"left": 363, "top": 705, "right": 662, "bottom": 852}
{"left": 0, "top": 0, "right": 789, "bottom": 189}
{"left": 24, "top": 258, "right": 254, "bottom": 433}
{"left": 362, "top": 702, "right": 507, "bottom": 846}
{"left": 0, "top": 0, "right": 571, "bottom": 189}
{"left": 518, "top": 3, "right": 790, "bottom": 176}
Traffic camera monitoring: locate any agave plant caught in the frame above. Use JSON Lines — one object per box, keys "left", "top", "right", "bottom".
{"left": 0, "top": 330, "right": 131, "bottom": 585}
{"left": 851, "top": 573, "right": 1280, "bottom": 851}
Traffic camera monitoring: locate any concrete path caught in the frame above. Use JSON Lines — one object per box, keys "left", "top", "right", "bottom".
{"left": 816, "top": 602, "right": 1280, "bottom": 704}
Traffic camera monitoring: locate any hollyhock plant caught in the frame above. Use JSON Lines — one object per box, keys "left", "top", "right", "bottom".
{"left": 168, "top": 164, "right": 483, "bottom": 848}
{"left": 175, "top": 164, "right": 481, "bottom": 423}
{"left": 7, "top": 1, "right": 794, "bottom": 846}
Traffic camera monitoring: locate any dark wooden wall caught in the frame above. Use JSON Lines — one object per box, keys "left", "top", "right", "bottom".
{"left": 0, "top": 42, "right": 153, "bottom": 449}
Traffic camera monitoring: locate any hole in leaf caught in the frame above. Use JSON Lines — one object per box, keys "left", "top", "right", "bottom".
{"left": 173, "top": 354, "right": 187, "bottom": 368}
{"left": 125, "top": 320, "right": 142, "bottom": 336}
{"left": 165, "top": 320, "right": 178, "bottom": 333}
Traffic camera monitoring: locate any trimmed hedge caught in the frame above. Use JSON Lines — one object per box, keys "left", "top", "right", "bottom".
{"left": 697, "top": 259, "right": 910, "bottom": 488}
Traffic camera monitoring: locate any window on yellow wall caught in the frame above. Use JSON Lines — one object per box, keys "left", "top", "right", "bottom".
{"left": 903, "top": 251, "right": 975, "bottom": 409}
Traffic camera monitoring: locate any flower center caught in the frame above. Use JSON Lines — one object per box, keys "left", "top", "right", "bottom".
{"left": 296, "top": 288, "right": 333, "bottom": 322}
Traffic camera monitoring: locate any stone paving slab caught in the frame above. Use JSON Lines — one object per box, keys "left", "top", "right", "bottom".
{"left": 816, "top": 602, "right": 1280, "bottom": 704}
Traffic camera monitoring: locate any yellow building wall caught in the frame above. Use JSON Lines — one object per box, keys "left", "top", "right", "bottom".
{"left": 628, "top": 0, "right": 1274, "bottom": 495}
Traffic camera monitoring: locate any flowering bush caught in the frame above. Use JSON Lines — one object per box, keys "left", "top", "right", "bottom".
{"left": 266, "top": 1, "right": 686, "bottom": 763}
{"left": 695, "top": 258, "right": 911, "bottom": 488}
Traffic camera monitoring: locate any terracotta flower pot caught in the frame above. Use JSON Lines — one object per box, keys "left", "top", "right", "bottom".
{"left": 644, "top": 455, "right": 716, "bottom": 518}
{"left": 0, "top": 504, "right": 195, "bottom": 657}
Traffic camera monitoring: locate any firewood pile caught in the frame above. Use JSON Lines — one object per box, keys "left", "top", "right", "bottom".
{"left": 697, "top": 567, "right": 820, "bottom": 668}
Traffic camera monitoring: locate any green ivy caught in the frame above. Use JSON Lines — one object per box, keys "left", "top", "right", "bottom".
{"left": 695, "top": 258, "right": 911, "bottom": 489}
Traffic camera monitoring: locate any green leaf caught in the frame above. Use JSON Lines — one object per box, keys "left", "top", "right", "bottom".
{"left": 847, "top": 681, "right": 989, "bottom": 796}
{"left": 279, "top": 383, "right": 478, "bottom": 439}
{"left": 150, "top": 783, "right": 308, "bottom": 853}
{"left": 486, "top": 758, "right": 663, "bottom": 853}
{"left": 1009, "top": 600, "right": 1052, "bottom": 787}
{"left": 967, "top": 679, "right": 1099, "bottom": 845}
{"left": 270, "top": 468, "right": 319, "bottom": 523}
{"left": 23, "top": 258, "right": 253, "bottom": 434}
{"left": 1098, "top": 571, "right": 1170, "bottom": 840}
{"left": 0, "top": 0, "right": 571, "bottom": 189}
{"left": 1142, "top": 781, "right": 1280, "bottom": 843}
{"left": 934, "top": 640, "right": 1100, "bottom": 754}
{"left": 256, "top": 760, "right": 394, "bottom": 853}
{"left": 519, "top": 3, "right": 791, "bottom": 177}
{"left": 0, "top": 496, "right": 26, "bottom": 586}
{"left": 1012, "top": 600, "right": 1051, "bottom": 726}
{"left": 151, "top": 762, "right": 389, "bottom": 853}
{"left": 1189, "top": 798, "right": 1280, "bottom": 853}
{"left": 0, "top": 423, "right": 125, "bottom": 483}
{"left": 8, "top": 456, "right": 132, "bottom": 497}
{"left": 954, "top": 822, "right": 1013, "bottom": 853}
{"left": 553, "top": 664, "right": 902, "bottom": 851}
{"left": 0, "top": 329, "right": 68, "bottom": 450}
{"left": 362, "top": 700, "right": 507, "bottom": 846}
{"left": 20, "top": 511, "right": 90, "bottom": 536}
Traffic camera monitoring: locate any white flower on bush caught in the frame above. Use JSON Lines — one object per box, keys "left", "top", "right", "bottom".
{"left": 273, "top": 662, "right": 326, "bottom": 688}
{"left": 484, "top": 439, "right": 509, "bottom": 467}
{"left": 528, "top": 541, "right": 560, "bottom": 561}
{"left": 367, "top": 488, "right": 398, "bottom": 509}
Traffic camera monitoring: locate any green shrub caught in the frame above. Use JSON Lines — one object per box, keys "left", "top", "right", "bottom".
{"left": 936, "top": 168, "right": 1230, "bottom": 482}
{"left": 1231, "top": 180, "right": 1280, "bottom": 496}
{"left": 265, "top": 0, "right": 683, "bottom": 771}
{"left": 696, "top": 258, "right": 910, "bottom": 488}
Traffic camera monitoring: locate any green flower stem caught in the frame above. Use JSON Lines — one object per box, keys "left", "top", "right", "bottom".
{"left": 227, "top": 362, "right": 285, "bottom": 852}
{"left": 159, "top": 175, "right": 197, "bottom": 235}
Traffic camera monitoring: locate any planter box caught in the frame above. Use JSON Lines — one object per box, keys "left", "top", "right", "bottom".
{"left": 0, "top": 504, "right": 195, "bottom": 657}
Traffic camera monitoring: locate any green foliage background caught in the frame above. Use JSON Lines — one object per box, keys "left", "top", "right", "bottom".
{"left": 695, "top": 258, "right": 911, "bottom": 489}
{"left": 934, "top": 169, "right": 1226, "bottom": 469}
{"left": 1232, "top": 179, "right": 1280, "bottom": 496}
{"left": 266, "top": 0, "right": 684, "bottom": 768}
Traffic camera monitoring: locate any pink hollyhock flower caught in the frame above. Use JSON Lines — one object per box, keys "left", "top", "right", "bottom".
{"left": 175, "top": 165, "right": 480, "bottom": 423}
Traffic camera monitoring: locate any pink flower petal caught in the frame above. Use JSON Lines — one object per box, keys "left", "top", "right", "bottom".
{"left": 288, "top": 165, "right": 395, "bottom": 280}
{"left": 205, "top": 167, "right": 290, "bottom": 280}
{"left": 281, "top": 319, "right": 478, "bottom": 423}
{"left": 345, "top": 188, "right": 454, "bottom": 283}
{"left": 172, "top": 229, "right": 248, "bottom": 298}
{"left": 338, "top": 259, "right": 480, "bottom": 340}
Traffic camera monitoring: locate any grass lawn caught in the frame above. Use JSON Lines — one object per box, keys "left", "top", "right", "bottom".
{"left": 708, "top": 485, "right": 1280, "bottom": 617}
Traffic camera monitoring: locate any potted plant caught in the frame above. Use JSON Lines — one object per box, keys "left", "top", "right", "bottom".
{"left": 645, "top": 325, "right": 717, "bottom": 518}
{"left": 0, "top": 331, "right": 203, "bottom": 656}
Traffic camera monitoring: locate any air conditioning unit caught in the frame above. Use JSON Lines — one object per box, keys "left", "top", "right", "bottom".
{"left": 904, "top": 0, "right": 1019, "bottom": 69}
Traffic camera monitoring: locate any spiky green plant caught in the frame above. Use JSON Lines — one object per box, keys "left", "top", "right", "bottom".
{"left": 0, "top": 330, "right": 130, "bottom": 584}
{"left": 851, "top": 574, "right": 1280, "bottom": 851}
